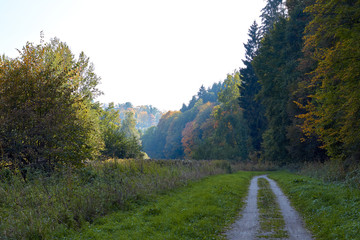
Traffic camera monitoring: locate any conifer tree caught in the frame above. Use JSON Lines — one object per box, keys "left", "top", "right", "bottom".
{"left": 260, "top": 0, "right": 286, "bottom": 36}
{"left": 239, "top": 21, "right": 267, "bottom": 154}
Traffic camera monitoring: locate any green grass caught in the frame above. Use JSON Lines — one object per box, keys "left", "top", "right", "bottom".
{"left": 64, "top": 171, "right": 259, "bottom": 240}
{"left": 268, "top": 171, "right": 360, "bottom": 240}
{"left": 256, "top": 178, "right": 288, "bottom": 239}
{"left": 0, "top": 159, "right": 234, "bottom": 239}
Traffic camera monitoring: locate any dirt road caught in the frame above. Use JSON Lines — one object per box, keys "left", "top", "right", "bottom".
{"left": 225, "top": 175, "right": 313, "bottom": 240}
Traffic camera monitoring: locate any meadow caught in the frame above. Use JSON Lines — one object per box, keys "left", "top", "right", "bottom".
{"left": 0, "top": 159, "right": 233, "bottom": 239}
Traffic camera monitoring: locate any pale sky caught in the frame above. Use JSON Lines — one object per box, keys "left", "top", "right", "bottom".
{"left": 0, "top": 0, "right": 265, "bottom": 111}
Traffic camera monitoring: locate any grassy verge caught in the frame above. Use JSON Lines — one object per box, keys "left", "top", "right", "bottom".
{"left": 299, "top": 161, "right": 360, "bottom": 189}
{"left": 64, "top": 171, "right": 259, "bottom": 239}
{"left": 0, "top": 159, "right": 233, "bottom": 239}
{"left": 268, "top": 171, "right": 360, "bottom": 240}
{"left": 256, "top": 178, "right": 288, "bottom": 239}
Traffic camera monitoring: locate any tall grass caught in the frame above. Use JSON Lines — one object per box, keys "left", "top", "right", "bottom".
{"left": 299, "top": 160, "right": 360, "bottom": 189}
{"left": 67, "top": 171, "right": 258, "bottom": 240}
{"left": 0, "top": 159, "right": 231, "bottom": 239}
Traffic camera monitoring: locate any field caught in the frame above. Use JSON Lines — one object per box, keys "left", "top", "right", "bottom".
{"left": 0, "top": 159, "right": 234, "bottom": 239}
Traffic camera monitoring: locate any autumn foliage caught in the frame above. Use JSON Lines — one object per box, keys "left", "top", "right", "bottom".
{"left": 143, "top": 0, "right": 360, "bottom": 168}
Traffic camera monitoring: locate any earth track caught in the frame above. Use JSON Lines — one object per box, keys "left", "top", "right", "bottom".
{"left": 225, "top": 175, "right": 313, "bottom": 240}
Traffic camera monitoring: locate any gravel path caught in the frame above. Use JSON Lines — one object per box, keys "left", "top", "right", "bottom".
{"left": 225, "top": 175, "right": 262, "bottom": 239}
{"left": 225, "top": 175, "right": 313, "bottom": 240}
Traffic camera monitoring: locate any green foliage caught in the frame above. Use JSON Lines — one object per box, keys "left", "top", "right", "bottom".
{"left": 260, "top": 0, "right": 286, "bottom": 36}
{"left": 142, "top": 83, "right": 223, "bottom": 159}
{"left": 98, "top": 103, "right": 142, "bottom": 159}
{"left": 0, "top": 38, "right": 147, "bottom": 177}
{"left": 181, "top": 102, "right": 215, "bottom": 158}
{"left": 201, "top": 72, "right": 248, "bottom": 161}
{"left": 0, "top": 39, "right": 103, "bottom": 172}
{"left": 66, "top": 171, "right": 258, "bottom": 240}
{"left": 269, "top": 171, "right": 360, "bottom": 239}
{"left": 184, "top": 73, "right": 249, "bottom": 161}
{"left": 253, "top": 17, "right": 291, "bottom": 163}
{"left": 298, "top": 0, "right": 360, "bottom": 162}
{"left": 120, "top": 111, "right": 140, "bottom": 140}
{"left": 253, "top": 0, "right": 326, "bottom": 164}
{"left": 218, "top": 73, "right": 241, "bottom": 105}
{"left": 180, "top": 82, "right": 223, "bottom": 112}
{"left": 0, "top": 159, "right": 233, "bottom": 239}
{"left": 113, "top": 103, "right": 163, "bottom": 131}
{"left": 239, "top": 21, "right": 267, "bottom": 153}
{"left": 251, "top": 0, "right": 359, "bottom": 166}
{"left": 141, "top": 126, "right": 162, "bottom": 158}
{"left": 142, "top": 75, "right": 248, "bottom": 161}
{"left": 142, "top": 111, "right": 183, "bottom": 159}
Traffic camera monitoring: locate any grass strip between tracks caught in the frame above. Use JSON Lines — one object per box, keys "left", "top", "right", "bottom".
{"left": 257, "top": 177, "right": 288, "bottom": 239}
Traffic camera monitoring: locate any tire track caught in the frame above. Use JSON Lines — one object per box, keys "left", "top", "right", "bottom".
{"left": 225, "top": 175, "right": 313, "bottom": 240}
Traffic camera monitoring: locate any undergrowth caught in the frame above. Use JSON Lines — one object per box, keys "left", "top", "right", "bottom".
{"left": 299, "top": 161, "right": 360, "bottom": 189}
{"left": 0, "top": 159, "right": 233, "bottom": 239}
{"left": 269, "top": 171, "right": 360, "bottom": 240}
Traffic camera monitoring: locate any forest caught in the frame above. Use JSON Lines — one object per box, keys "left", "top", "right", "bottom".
{"left": 142, "top": 0, "right": 360, "bottom": 173}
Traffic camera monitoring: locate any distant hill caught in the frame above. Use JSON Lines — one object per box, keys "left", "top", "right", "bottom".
{"left": 105, "top": 102, "right": 163, "bottom": 131}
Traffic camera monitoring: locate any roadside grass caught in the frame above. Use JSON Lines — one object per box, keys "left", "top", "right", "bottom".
{"left": 0, "top": 159, "right": 233, "bottom": 239}
{"left": 269, "top": 171, "right": 360, "bottom": 240}
{"left": 256, "top": 178, "right": 288, "bottom": 239}
{"left": 64, "top": 171, "right": 259, "bottom": 240}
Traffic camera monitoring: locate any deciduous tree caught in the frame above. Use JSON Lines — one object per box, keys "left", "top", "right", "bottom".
{"left": 0, "top": 40, "right": 103, "bottom": 172}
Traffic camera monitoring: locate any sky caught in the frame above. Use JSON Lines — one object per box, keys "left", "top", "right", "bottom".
{"left": 0, "top": 0, "right": 265, "bottom": 111}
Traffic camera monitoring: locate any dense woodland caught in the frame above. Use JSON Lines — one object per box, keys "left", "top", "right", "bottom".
{"left": 142, "top": 0, "right": 360, "bottom": 170}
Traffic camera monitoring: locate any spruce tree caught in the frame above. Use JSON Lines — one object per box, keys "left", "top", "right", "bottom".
{"left": 239, "top": 21, "right": 267, "bottom": 153}
{"left": 260, "top": 0, "right": 286, "bottom": 36}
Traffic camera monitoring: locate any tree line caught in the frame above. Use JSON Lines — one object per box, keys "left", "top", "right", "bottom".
{"left": 108, "top": 102, "right": 163, "bottom": 131}
{"left": 0, "top": 39, "right": 143, "bottom": 177}
{"left": 142, "top": 79, "right": 249, "bottom": 160}
{"left": 0, "top": 0, "right": 358, "bottom": 173}
{"left": 142, "top": 0, "right": 360, "bottom": 168}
